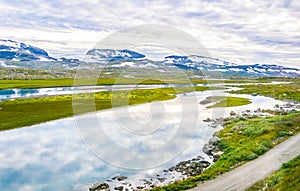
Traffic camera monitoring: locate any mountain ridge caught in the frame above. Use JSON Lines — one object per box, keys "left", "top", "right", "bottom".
{"left": 0, "top": 39, "right": 299, "bottom": 77}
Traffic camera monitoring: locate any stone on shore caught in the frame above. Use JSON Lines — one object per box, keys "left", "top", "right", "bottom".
{"left": 89, "top": 182, "right": 110, "bottom": 191}
{"left": 114, "top": 186, "right": 123, "bottom": 190}
{"left": 112, "top": 175, "right": 127, "bottom": 181}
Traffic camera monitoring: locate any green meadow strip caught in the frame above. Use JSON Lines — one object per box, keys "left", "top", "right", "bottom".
{"left": 0, "top": 86, "right": 214, "bottom": 131}
{"left": 206, "top": 96, "right": 252, "bottom": 108}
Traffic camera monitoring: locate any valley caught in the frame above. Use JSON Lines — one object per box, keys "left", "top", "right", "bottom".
{"left": 0, "top": 39, "right": 299, "bottom": 191}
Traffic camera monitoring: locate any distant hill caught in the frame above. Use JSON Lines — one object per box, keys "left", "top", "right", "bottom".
{"left": 0, "top": 39, "right": 299, "bottom": 78}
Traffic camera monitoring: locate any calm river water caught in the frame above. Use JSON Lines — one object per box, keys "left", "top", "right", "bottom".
{"left": 0, "top": 86, "right": 284, "bottom": 191}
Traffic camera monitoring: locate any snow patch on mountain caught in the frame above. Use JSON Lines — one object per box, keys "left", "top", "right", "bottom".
{"left": 86, "top": 49, "right": 145, "bottom": 62}
{"left": 0, "top": 40, "right": 299, "bottom": 78}
{"left": 0, "top": 39, "right": 56, "bottom": 61}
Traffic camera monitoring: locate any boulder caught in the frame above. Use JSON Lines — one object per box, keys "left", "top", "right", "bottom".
{"left": 230, "top": 111, "right": 237, "bottom": 116}
{"left": 203, "top": 118, "right": 211, "bottom": 122}
{"left": 208, "top": 137, "right": 221, "bottom": 145}
{"left": 89, "top": 182, "right": 110, "bottom": 191}
{"left": 114, "top": 186, "right": 123, "bottom": 191}
{"left": 112, "top": 175, "right": 127, "bottom": 181}
{"left": 212, "top": 151, "right": 224, "bottom": 162}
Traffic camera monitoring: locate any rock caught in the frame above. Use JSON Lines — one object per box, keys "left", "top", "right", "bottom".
{"left": 199, "top": 160, "right": 210, "bottom": 167}
{"left": 212, "top": 151, "right": 224, "bottom": 162}
{"left": 89, "top": 182, "right": 110, "bottom": 191}
{"left": 168, "top": 157, "right": 211, "bottom": 177}
{"left": 136, "top": 186, "right": 144, "bottom": 189}
{"left": 196, "top": 156, "right": 204, "bottom": 160}
{"left": 143, "top": 179, "right": 152, "bottom": 185}
{"left": 208, "top": 137, "right": 221, "bottom": 145}
{"left": 285, "top": 103, "right": 292, "bottom": 108}
{"left": 251, "top": 92, "right": 258, "bottom": 96}
{"left": 158, "top": 177, "right": 166, "bottom": 182}
{"left": 203, "top": 118, "right": 211, "bottom": 122}
{"left": 112, "top": 175, "right": 127, "bottom": 181}
{"left": 169, "top": 166, "right": 175, "bottom": 171}
{"left": 114, "top": 186, "right": 123, "bottom": 191}
{"left": 202, "top": 143, "right": 214, "bottom": 155}
{"left": 230, "top": 111, "right": 237, "bottom": 116}
{"left": 117, "top": 176, "right": 127, "bottom": 181}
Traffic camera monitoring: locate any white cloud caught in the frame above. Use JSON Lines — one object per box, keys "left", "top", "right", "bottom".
{"left": 0, "top": 0, "right": 299, "bottom": 68}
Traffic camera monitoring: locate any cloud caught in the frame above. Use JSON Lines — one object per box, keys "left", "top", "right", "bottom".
{"left": 0, "top": 0, "right": 299, "bottom": 68}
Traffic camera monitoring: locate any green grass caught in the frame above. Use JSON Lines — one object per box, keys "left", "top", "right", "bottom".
{"left": 231, "top": 79, "right": 300, "bottom": 102}
{"left": 150, "top": 112, "right": 300, "bottom": 191}
{"left": 0, "top": 86, "right": 213, "bottom": 131}
{"left": 206, "top": 96, "right": 252, "bottom": 108}
{"left": 247, "top": 155, "right": 300, "bottom": 191}
{"left": 0, "top": 79, "right": 75, "bottom": 89}
{"left": 0, "top": 77, "right": 282, "bottom": 90}
{"left": 0, "top": 78, "right": 171, "bottom": 89}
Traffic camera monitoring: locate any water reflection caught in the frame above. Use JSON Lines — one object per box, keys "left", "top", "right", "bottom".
{"left": 0, "top": 89, "right": 284, "bottom": 191}
{"left": 0, "top": 84, "right": 198, "bottom": 101}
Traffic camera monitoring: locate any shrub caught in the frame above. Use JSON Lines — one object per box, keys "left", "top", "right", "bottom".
{"left": 278, "top": 131, "right": 291, "bottom": 137}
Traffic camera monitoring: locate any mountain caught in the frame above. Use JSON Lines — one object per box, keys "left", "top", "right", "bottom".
{"left": 162, "top": 55, "right": 300, "bottom": 77}
{"left": 88, "top": 50, "right": 299, "bottom": 77}
{"left": 0, "top": 39, "right": 56, "bottom": 61}
{"left": 86, "top": 49, "right": 145, "bottom": 62}
{"left": 0, "top": 39, "right": 299, "bottom": 78}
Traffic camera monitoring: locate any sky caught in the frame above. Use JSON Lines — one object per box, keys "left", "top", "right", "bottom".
{"left": 0, "top": 0, "right": 299, "bottom": 68}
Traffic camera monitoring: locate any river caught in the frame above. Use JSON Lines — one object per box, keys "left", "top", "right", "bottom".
{"left": 0, "top": 85, "right": 285, "bottom": 191}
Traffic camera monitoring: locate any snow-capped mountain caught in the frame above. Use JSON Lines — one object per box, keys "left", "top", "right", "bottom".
{"left": 86, "top": 49, "right": 145, "bottom": 62}
{"left": 0, "top": 39, "right": 299, "bottom": 78}
{"left": 89, "top": 50, "right": 299, "bottom": 77}
{"left": 0, "top": 39, "right": 56, "bottom": 61}
{"left": 162, "top": 55, "right": 300, "bottom": 77}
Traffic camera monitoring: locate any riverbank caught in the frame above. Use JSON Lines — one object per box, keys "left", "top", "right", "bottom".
{"left": 230, "top": 79, "right": 300, "bottom": 102}
{"left": 0, "top": 86, "right": 221, "bottom": 131}
{"left": 148, "top": 80, "right": 300, "bottom": 191}
{"left": 150, "top": 109, "right": 300, "bottom": 191}
{"left": 86, "top": 102, "right": 299, "bottom": 191}
{"left": 1, "top": 79, "right": 298, "bottom": 191}
{"left": 0, "top": 77, "right": 285, "bottom": 90}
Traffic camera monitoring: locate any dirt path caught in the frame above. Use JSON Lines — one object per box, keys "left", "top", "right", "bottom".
{"left": 190, "top": 132, "right": 300, "bottom": 191}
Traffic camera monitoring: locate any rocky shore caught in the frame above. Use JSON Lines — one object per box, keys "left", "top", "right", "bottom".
{"left": 89, "top": 137, "right": 223, "bottom": 191}
{"left": 89, "top": 154, "right": 215, "bottom": 191}
{"left": 202, "top": 136, "right": 223, "bottom": 162}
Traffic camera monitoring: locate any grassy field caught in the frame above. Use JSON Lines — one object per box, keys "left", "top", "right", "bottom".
{"left": 0, "top": 78, "right": 170, "bottom": 89}
{"left": 0, "top": 79, "right": 75, "bottom": 89}
{"left": 247, "top": 155, "right": 300, "bottom": 191}
{"left": 0, "top": 86, "right": 213, "bottom": 131}
{"left": 0, "top": 77, "right": 282, "bottom": 90}
{"left": 205, "top": 96, "right": 252, "bottom": 108}
{"left": 151, "top": 111, "right": 300, "bottom": 191}
{"left": 231, "top": 79, "right": 300, "bottom": 102}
